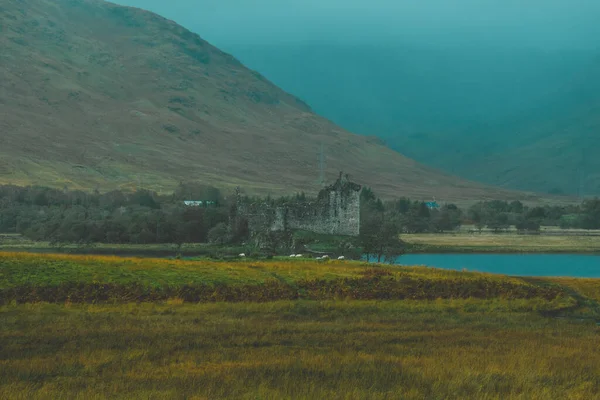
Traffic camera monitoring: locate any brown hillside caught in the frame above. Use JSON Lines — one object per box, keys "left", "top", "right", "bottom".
{"left": 0, "top": 0, "right": 561, "bottom": 202}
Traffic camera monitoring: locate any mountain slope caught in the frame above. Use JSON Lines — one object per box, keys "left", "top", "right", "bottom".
{"left": 470, "top": 58, "right": 600, "bottom": 195}
{"left": 0, "top": 0, "right": 554, "bottom": 202}
{"left": 392, "top": 56, "right": 600, "bottom": 195}
{"left": 225, "top": 43, "right": 600, "bottom": 195}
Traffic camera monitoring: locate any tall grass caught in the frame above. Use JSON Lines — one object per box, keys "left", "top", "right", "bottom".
{"left": 0, "top": 253, "right": 566, "bottom": 304}
{"left": 550, "top": 278, "right": 600, "bottom": 302}
{"left": 1, "top": 253, "right": 599, "bottom": 398}
{"left": 1, "top": 301, "right": 599, "bottom": 399}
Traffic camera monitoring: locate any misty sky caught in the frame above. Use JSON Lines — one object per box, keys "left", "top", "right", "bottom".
{"left": 116, "top": 0, "right": 600, "bottom": 50}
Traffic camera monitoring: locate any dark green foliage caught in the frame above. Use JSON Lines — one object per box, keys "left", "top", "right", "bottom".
{"left": 487, "top": 213, "right": 510, "bottom": 233}
{"left": 515, "top": 218, "right": 541, "bottom": 233}
{"left": 467, "top": 199, "right": 600, "bottom": 230}
{"left": 393, "top": 197, "right": 412, "bottom": 214}
{"left": 360, "top": 217, "right": 405, "bottom": 263}
{"left": 0, "top": 184, "right": 228, "bottom": 245}
{"left": 431, "top": 205, "right": 463, "bottom": 232}
{"left": 510, "top": 200, "right": 525, "bottom": 214}
{"left": 358, "top": 190, "right": 600, "bottom": 236}
{"left": 360, "top": 194, "right": 405, "bottom": 262}
{"left": 295, "top": 192, "right": 307, "bottom": 202}
{"left": 129, "top": 189, "right": 160, "bottom": 209}
{"left": 2, "top": 184, "right": 600, "bottom": 249}
{"left": 580, "top": 199, "right": 600, "bottom": 229}
{"left": 208, "top": 223, "right": 230, "bottom": 245}
{"left": 360, "top": 187, "right": 376, "bottom": 203}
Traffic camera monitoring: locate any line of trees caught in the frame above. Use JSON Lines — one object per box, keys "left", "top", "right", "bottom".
{"left": 0, "top": 184, "right": 229, "bottom": 245}
{"left": 467, "top": 199, "right": 600, "bottom": 232}
{"left": 358, "top": 187, "right": 600, "bottom": 235}
{"left": 355, "top": 188, "right": 600, "bottom": 262}
{"left": 2, "top": 184, "right": 600, "bottom": 251}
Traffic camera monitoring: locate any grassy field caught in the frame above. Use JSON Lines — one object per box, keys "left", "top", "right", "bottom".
{"left": 0, "top": 234, "right": 251, "bottom": 258}
{"left": 0, "top": 252, "right": 567, "bottom": 304}
{"left": 1, "top": 253, "right": 600, "bottom": 399}
{"left": 548, "top": 277, "right": 600, "bottom": 303}
{"left": 1, "top": 301, "right": 599, "bottom": 399}
{"left": 404, "top": 232, "right": 600, "bottom": 253}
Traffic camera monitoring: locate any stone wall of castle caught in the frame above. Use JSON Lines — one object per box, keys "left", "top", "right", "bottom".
{"left": 283, "top": 190, "right": 360, "bottom": 236}
{"left": 235, "top": 174, "right": 361, "bottom": 237}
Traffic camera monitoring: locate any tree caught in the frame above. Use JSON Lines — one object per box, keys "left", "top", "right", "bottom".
{"left": 468, "top": 203, "right": 486, "bottom": 232}
{"left": 230, "top": 216, "right": 249, "bottom": 244}
{"left": 360, "top": 187, "right": 376, "bottom": 204}
{"left": 393, "top": 197, "right": 412, "bottom": 214}
{"left": 487, "top": 213, "right": 510, "bottom": 233}
{"left": 208, "top": 223, "right": 230, "bottom": 245}
{"left": 515, "top": 217, "right": 540, "bottom": 233}
{"left": 130, "top": 189, "right": 160, "bottom": 209}
{"left": 401, "top": 202, "right": 432, "bottom": 233}
{"left": 581, "top": 198, "right": 600, "bottom": 229}
{"left": 509, "top": 200, "right": 524, "bottom": 214}
{"left": 526, "top": 206, "right": 546, "bottom": 220}
{"left": 431, "top": 204, "right": 462, "bottom": 232}
{"left": 99, "top": 190, "right": 127, "bottom": 209}
{"left": 360, "top": 214, "right": 405, "bottom": 263}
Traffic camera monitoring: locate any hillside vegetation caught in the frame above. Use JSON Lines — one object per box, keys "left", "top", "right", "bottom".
{"left": 0, "top": 0, "right": 543, "bottom": 202}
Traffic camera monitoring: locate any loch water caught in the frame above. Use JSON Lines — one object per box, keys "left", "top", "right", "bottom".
{"left": 389, "top": 254, "right": 600, "bottom": 278}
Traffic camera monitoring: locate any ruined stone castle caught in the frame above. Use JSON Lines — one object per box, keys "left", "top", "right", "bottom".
{"left": 233, "top": 173, "right": 362, "bottom": 237}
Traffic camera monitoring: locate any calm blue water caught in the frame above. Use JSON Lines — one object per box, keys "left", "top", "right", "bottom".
{"left": 389, "top": 254, "right": 600, "bottom": 278}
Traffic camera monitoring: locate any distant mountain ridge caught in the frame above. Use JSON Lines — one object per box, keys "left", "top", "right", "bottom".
{"left": 226, "top": 43, "right": 600, "bottom": 195}
{"left": 0, "top": 0, "right": 551, "bottom": 203}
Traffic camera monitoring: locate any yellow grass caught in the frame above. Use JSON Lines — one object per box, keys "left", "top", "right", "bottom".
{"left": 549, "top": 278, "right": 600, "bottom": 302}
{"left": 0, "top": 301, "right": 599, "bottom": 399}
{"left": 1, "top": 251, "right": 539, "bottom": 286}
{"left": 0, "top": 251, "right": 376, "bottom": 286}
{"left": 1, "top": 253, "right": 599, "bottom": 398}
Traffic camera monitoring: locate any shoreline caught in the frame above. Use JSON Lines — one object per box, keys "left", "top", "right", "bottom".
{"left": 402, "top": 233, "right": 600, "bottom": 255}
{"left": 1, "top": 246, "right": 599, "bottom": 259}
{"left": 406, "top": 246, "right": 600, "bottom": 255}
{"left": 2, "top": 231, "right": 600, "bottom": 257}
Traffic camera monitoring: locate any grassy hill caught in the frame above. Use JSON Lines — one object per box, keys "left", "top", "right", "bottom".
{"left": 0, "top": 252, "right": 566, "bottom": 302}
{"left": 0, "top": 0, "right": 553, "bottom": 203}
{"left": 226, "top": 43, "right": 600, "bottom": 195}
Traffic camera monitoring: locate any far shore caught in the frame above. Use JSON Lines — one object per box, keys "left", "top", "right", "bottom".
{"left": 1, "top": 230, "right": 600, "bottom": 257}
{"left": 403, "top": 232, "right": 600, "bottom": 255}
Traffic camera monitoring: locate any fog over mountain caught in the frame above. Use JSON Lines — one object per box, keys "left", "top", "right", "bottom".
{"left": 116, "top": 0, "right": 600, "bottom": 50}
{"left": 115, "top": 0, "right": 600, "bottom": 195}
